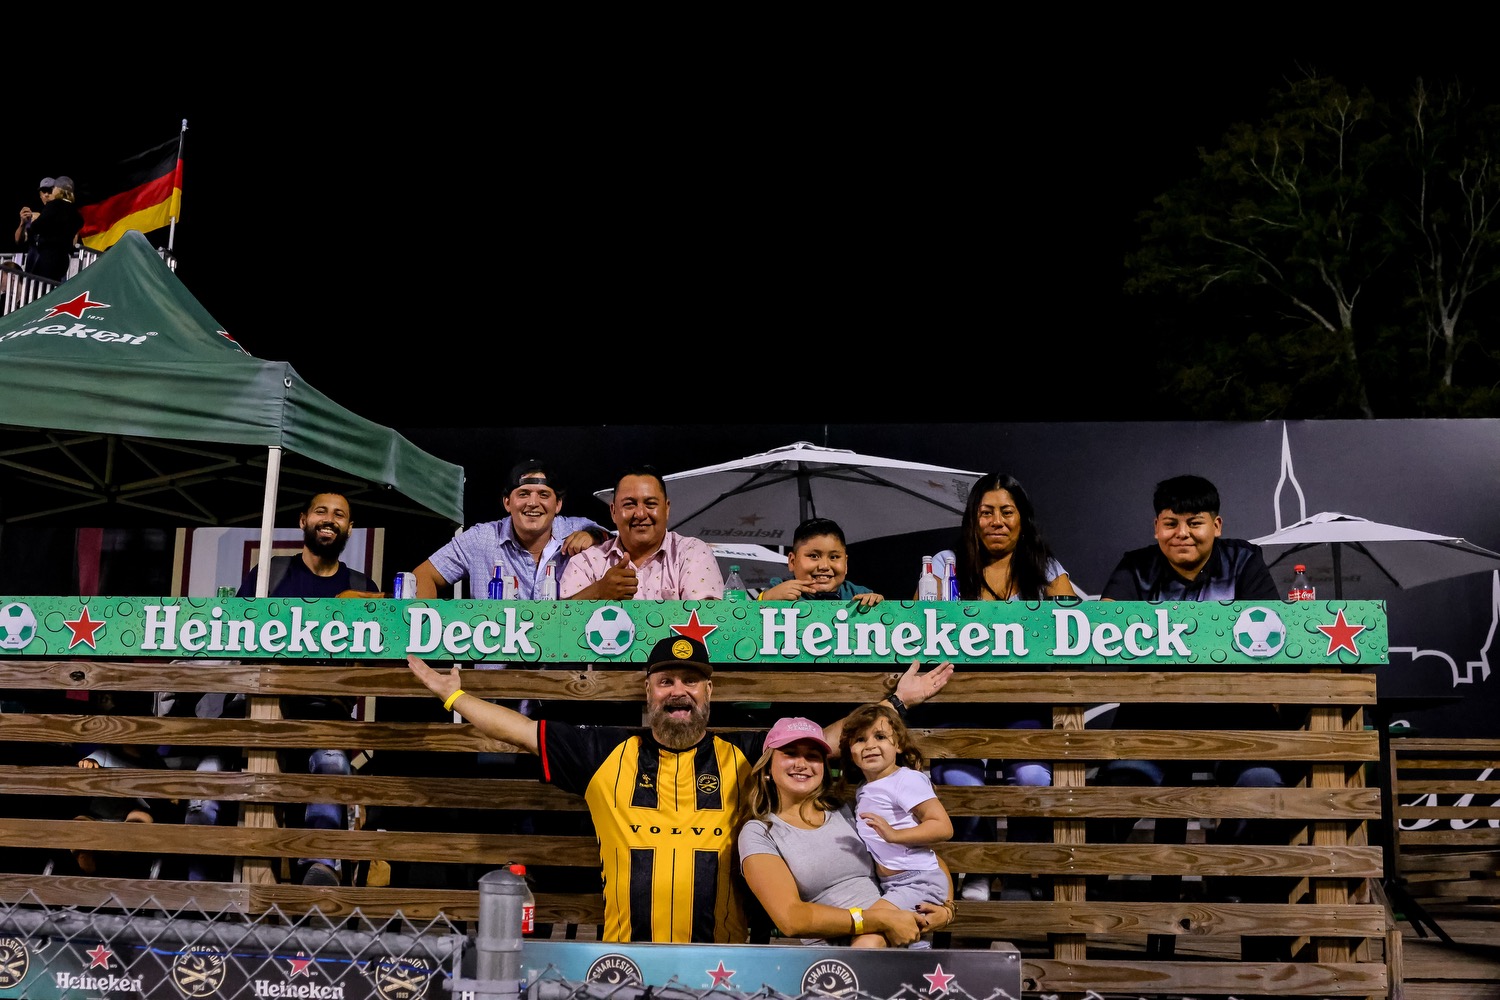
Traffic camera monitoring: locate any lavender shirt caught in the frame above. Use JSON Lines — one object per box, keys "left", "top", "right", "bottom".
{"left": 559, "top": 531, "right": 724, "bottom": 599}
{"left": 427, "top": 515, "right": 606, "bottom": 600}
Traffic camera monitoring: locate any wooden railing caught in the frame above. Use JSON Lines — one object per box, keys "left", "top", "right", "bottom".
{"left": 0, "top": 650, "right": 1394, "bottom": 998}
{"left": 1388, "top": 736, "right": 1500, "bottom": 921}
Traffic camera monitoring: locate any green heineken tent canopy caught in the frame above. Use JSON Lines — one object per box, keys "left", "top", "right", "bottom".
{"left": 0, "top": 231, "right": 464, "bottom": 570}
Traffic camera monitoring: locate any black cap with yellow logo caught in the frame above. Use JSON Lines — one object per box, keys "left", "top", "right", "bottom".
{"left": 645, "top": 636, "right": 712, "bottom": 679}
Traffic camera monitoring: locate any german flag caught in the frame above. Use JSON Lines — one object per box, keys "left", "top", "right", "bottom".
{"left": 78, "top": 136, "right": 183, "bottom": 252}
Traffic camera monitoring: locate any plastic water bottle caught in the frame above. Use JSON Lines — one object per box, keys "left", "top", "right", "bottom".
{"left": 918, "top": 556, "right": 941, "bottom": 601}
{"left": 1288, "top": 564, "right": 1315, "bottom": 601}
{"left": 539, "top": 563, "right": 558, "bottom": 601}
{"left": 507, "top": 863, "right": 536, "bottom": 935}
{"left": 724, "top": 565, "right": 747, "bottom": 601}
{"left": 487, "top": 562, "right": 506, "bottom": 600}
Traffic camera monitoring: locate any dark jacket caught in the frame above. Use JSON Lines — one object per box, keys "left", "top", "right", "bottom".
{"left": 27, "top": 198, "right": 84, "bottom": 281}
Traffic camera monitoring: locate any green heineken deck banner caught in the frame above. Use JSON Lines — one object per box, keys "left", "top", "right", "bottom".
{"left": 0, "top": 596, "right": 1387, "bottom": 666}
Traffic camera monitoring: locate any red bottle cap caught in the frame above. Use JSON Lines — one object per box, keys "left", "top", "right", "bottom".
{"left": 1294, "top": 564, "right": 1306, "bottom": 572}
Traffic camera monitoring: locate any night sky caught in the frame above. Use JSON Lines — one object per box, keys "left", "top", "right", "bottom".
{"left": 8, "top": 54, "right": 1494, "bottom": 429}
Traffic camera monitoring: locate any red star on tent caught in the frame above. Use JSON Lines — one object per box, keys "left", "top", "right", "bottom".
{"left": 63, "top": 607, "right": 106, "bottom": 649}
{"left": 1317, "top": 609, "right": 1367, "bottom": 656}
{"left": 737, "top": 513, "right": 764, "bottom": 525}
{"left": 86, "top": 944, "right": 111, "bottom": 968}
{"left": 706, "top": 960, "right": 734, "bottom": 986}
{"left": 288, "top": 953, "right": 314, "bottom": 977}
{"left": 217, "top": 330, "right": 248, "bottom": 353}
{"left": 671, "top": 609, "right": 717, "bottom": 644}
{"left": 44, "top": 292, "right": 109, "bottom": 319}
{"left": 922, "top": 962, "right": 955, "bottom": 994}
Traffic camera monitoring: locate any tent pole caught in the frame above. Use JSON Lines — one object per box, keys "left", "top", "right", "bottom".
{"left": 255, "top": 446, "right": 282, "bottom": 597}
{"left": 1332, "top": 543, "right": 1343, "bottom": 601}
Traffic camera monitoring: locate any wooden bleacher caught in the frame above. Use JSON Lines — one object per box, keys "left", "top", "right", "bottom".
{"left": 0, "top": 632, "right": 1397, "bottom": 998}
{"left": 1388, "top": 736, "right": 1500, "bottom": 925}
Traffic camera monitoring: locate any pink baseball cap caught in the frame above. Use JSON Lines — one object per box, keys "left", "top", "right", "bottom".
{"left": 764, "top": 716, "right": 830, "bottom": 754}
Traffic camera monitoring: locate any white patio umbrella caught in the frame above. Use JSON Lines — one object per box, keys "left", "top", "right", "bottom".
{"left": 595, "top": 441, "right": 983, "bottom": 546}
{"left": 1250, "top": 511, "right": 1500, "bottom": 599}
{"left": 709, "top": 543, "right": 788, "bottom": 595}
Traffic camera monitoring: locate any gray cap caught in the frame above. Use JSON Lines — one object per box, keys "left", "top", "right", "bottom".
{"left": 39, "top": 177, "right": 56, "bottom": 190}
{"left": 52, "top": 176, "right": 74, "bottom": 193}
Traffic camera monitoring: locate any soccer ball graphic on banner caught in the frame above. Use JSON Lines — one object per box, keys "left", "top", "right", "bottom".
{"left": 0, "top": 602, "right": 38, "bottom": 650}
{"left": 1232, "top": 606, "right": 1286, "bottom": 658}
{"left": 585, "top": 605, "right": 636, "bottom": 656}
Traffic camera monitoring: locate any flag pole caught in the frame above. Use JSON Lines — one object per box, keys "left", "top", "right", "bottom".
{"left": 167, "top": 119, "right": 187, "bottom": 256}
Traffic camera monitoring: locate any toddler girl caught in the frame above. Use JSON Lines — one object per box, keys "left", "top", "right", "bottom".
{"left": 837, "top": 701, "right": 954, "bottom": 916}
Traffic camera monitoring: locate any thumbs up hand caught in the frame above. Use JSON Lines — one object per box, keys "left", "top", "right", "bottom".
{"left": 598, "top": 558, "right": 639, "bottom": 600}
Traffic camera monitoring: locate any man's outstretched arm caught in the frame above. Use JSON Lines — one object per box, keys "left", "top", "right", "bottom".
{"left": 406, "top": 654, "right": 540, "bottom": 754}
{"left": 822, "top": 659, "right": 955, "bottom": 750}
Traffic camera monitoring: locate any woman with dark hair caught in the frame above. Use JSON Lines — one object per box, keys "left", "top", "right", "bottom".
{"left": 926, "top": 472, "right": 1078, "bottom": 901}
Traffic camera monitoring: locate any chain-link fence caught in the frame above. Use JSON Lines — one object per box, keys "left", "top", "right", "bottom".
{"left": 0, "top": 891, "right": 464, "bottom": 999}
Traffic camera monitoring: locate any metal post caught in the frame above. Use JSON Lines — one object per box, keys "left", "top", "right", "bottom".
{"left": 473, "top": 868, "right": 525, "bottom": 999}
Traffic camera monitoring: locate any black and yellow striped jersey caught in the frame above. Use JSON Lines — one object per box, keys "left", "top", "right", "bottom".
{"left": 539, "top": 721, "right": 760, "bottom": 944}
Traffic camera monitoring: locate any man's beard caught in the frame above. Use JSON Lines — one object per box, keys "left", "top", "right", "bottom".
{"left": 303, "top": 522, "right": 350, "bottom": 559}
{"left": 646, "top": 697, "right": 710, "bottom": 749}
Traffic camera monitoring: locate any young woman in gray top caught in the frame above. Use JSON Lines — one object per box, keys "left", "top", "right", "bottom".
{"left": 735, "top": 716, "right": 955, "bottom": 947}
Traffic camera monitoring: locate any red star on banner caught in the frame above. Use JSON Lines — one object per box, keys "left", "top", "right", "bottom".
{"left": 86, "top": 944, "right": 111, "bottom": 968}
{"left": 44, "top": 292, "right": 109, "bottom": 319}
{"left": 922, "top": 962, "right": 955, "bottom": 994}
{"left": 671, "top": 609, "right": 717, "bottom": 644}
{"left": 705, "top": 960, "right": 734, "bottom": 986}
{"left": 63, "top": 607, "right": 106, "bottom": 649}
{"left": 288, "top": 953, "right": 314, "bottom": 977}
{"left": 1317, "top": 609, "right": 1367, "bottom": 656}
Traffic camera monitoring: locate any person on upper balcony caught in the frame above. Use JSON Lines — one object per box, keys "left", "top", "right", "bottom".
{"left": 560, "top": 465, "right": 723, "bottom": 600}
{"left": 14, "top": 177, "right": 55, "bottom": 269}
{"left": 26, "top": 176, "right": 83, "bottom": 283}
{"left": 413, "top": 458, "right": 609, "bottom": 600}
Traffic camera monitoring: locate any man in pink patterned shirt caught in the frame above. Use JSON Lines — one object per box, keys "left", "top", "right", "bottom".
{"left": 560, "top": 465, "right": 724, "bottom": 600}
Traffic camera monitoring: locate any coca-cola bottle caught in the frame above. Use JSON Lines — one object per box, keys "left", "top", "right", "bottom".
{"left": 507, "top": 863, "right": 536, "bottom": 935}
{"left": 1288, "top": 564, "right": 1315, "bottom": 601}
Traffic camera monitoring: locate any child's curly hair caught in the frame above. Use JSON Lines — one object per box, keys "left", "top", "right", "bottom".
{"left": 835, "top": 701, "right": 926, "bottom": 799}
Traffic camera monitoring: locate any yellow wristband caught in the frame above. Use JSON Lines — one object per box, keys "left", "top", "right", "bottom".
{"left": 848, "top": 906, "right": 864, "bottom": 935}
{"left": 443, "top": 689, "right": 466, "bottom": 712}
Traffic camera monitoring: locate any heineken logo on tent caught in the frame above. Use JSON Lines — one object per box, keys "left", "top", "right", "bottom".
{"left": 43, "top": 291, "right": 109, "bottom": 319}
{"left": 0, "top": 288, "right": 152, "bottom": 348}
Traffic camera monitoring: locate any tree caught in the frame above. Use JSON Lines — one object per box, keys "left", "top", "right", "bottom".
{"left": 1398, "top": 77, "right": 1500, "bottom": 413}
{"left": 1125, "top": 69, "right": 1500, "bottom": 418}
{"left": 1126, "top": 72, "right": 1398, "bottom": 418}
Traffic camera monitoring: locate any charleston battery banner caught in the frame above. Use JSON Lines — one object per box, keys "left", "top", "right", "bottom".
{"left": 0, "top": 597, "right": 1387, "bottom": 667}
{"left": 0, "top": 935, "right": 1021, "bottom": 1000}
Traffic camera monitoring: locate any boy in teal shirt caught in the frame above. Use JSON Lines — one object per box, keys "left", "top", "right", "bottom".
{"left": 757, "top": 517, "right": 884, "bottom": 608}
